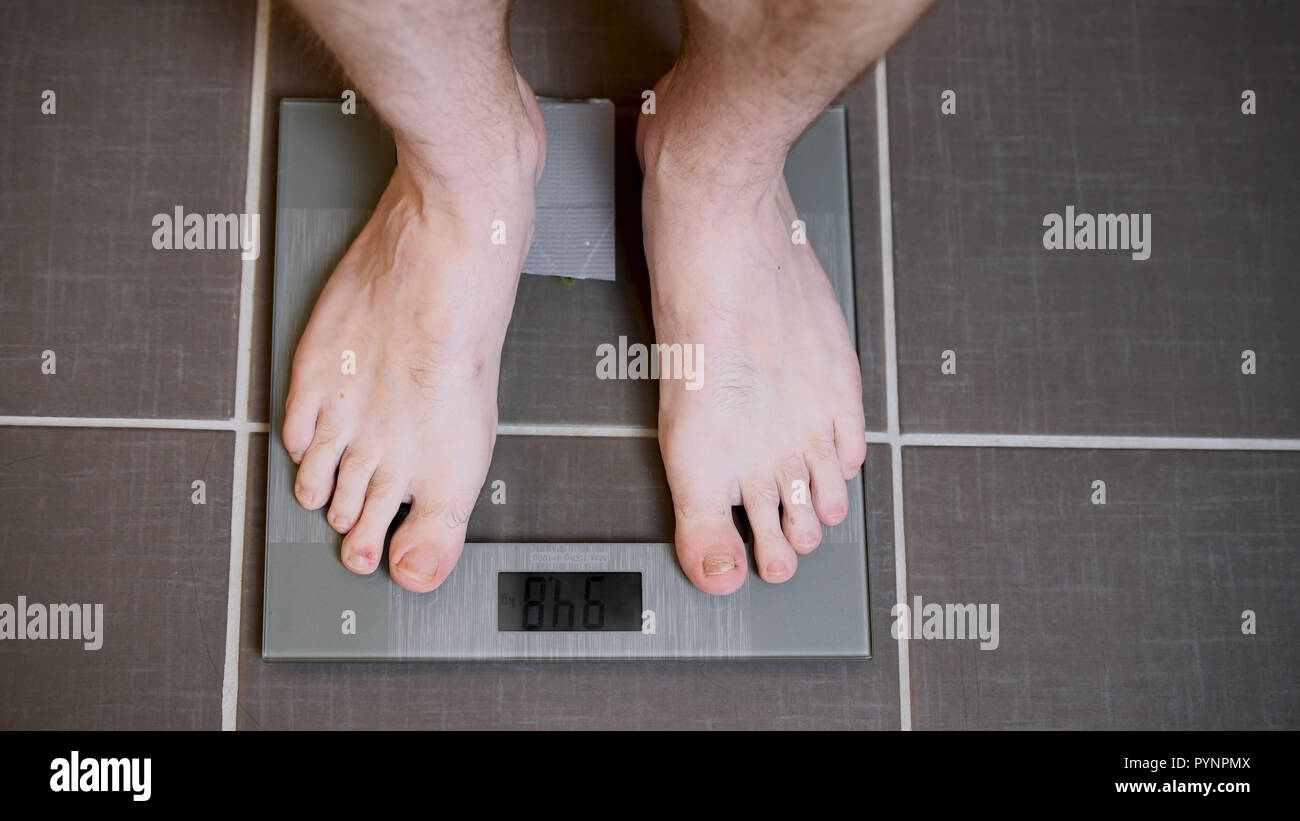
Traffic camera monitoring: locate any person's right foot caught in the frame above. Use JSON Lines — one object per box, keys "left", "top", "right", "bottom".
{"left": 282, "top": 72, "right": 545, "bottom": 593}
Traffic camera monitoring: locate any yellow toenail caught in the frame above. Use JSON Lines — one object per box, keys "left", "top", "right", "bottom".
{"left": 767, "top": 565, "right": 788, "bottom": 579}
{"left": 397, "top": 554, "right": 439, "bottom": 585}
{"left": 703, "top": 553, "right": 735, "bottom": 576}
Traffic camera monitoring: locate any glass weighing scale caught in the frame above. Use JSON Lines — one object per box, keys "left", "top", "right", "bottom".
{"left": 263, "top": 99, "right": 870, "bottom": 660}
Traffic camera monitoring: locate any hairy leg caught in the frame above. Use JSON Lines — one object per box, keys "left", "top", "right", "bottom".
{"left": 640, "top": 0, "right": 932, "bottom": 593}
{"left": 283, "top": 0, "right": 545, "bottom": 592}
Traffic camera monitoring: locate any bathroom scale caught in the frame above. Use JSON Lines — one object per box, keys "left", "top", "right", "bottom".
{"left": 263, "top": 98, "right": 870, "bottom": 660}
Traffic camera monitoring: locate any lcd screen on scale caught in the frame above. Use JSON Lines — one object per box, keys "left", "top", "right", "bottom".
{"left": 498, "top": 572, "right": 642, "bottom": 631}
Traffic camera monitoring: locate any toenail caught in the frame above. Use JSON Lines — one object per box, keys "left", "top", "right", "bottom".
{"left": 343, "top": 550, "right": 370, "bottom": 572}
{"left": 289, "top": 449, "right": 303, "bottom": 462}
{"left": 702, "top": 553, "right": 735, "bottom": 576}
{"left": 798, "top": 531, "right": 820, "bottom": 548}
{"left": 767, "top": 565, "right": 789, "bottom": 580}
{"left": 397, "top": 551, "right": 439, "bottom": 585}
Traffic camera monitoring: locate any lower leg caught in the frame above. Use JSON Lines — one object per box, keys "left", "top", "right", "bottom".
{"left": 642, "top": 0, "right": 932, "bottom": 593}
{"left": 283, "top": 0, "right": 544, "bottom": 592}
{"left": 643, "top": 0, "right": 931, "bottom": 190}
{"left": 290, "top": 0, "right": 541, "bottom": 188}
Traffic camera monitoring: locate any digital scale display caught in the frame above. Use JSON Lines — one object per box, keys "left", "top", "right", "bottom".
{"left": 498, "top": 573, "right": 642, "bottom": 632}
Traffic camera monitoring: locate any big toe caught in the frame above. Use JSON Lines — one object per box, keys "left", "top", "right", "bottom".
{"left": 670, "top": 484, "right": 747, "bottom": 595}
{"left": 387, "top": 487, "right": 473, "bottom": 593}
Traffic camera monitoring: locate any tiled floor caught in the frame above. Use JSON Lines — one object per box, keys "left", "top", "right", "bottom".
{"left": 1, "top": 0, "right": 1296, "bottom": 730}
{"left": 0, "top": 0, "right": 256, "bottom": 418}
{"left": 904, "top": 448, "right": 1299, "bottom": 729}
{"left": 0, "top": 428, "right": 233, "bottom": 729}
{"left": 890, "top": 0, "right": 1300, "bottom": 437}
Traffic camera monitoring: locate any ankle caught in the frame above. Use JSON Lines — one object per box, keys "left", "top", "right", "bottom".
{"left": 638, "top": 68, "right": 786, "bottom": 207}
{"left": 401, "top": 125, "right": 543, "bottom": 194}
{"left": 394, "top": 74, "right": 546, "bottom": 198}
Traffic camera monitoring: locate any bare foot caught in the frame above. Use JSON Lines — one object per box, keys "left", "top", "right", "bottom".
{"left": 638, "top": 70, "right": 867, "bottom": 595}
{"left": 282, "top": 73, "right": 545, "bottom": 593}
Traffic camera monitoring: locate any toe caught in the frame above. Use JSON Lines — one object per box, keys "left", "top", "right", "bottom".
{"left": 339, "top": 468, "right": 405, "bottom": 575}
{"left": 776, "top": 455, "right": 821, "bottom": 555}
{"left": 387, "top": 484, "right": 475, "bottom": 593}
{"left": 667, "top": 478, "right": 747, "bottom": 596}
{"left": 327, "top": 445, "right": 378, "bottom": 535}
{"left": 281, "top": 390, "right": 320, "bottom": 464}
{"left": 806, "top": 431, "right": 850, "bottom": 527}
{"left": 294, "top": 414, "right": 348, "bottom": 510}
{"left": 833, "top": 409, "right": 867, "bottom": 479}
{"left": 742, "top": 476, "right": 799, "bottom": 583}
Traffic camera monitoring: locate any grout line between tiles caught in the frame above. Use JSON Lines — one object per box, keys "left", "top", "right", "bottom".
{"left": 898, "top": 433, "right": 1300, "bottom": 451}
{"left": 0, "top": 415, "right": 269, "bottom": 433}
{"left": 890, "top": 440, "right": 910, "bottom": 729}
{"left": 875, "top": 57, "right": 912, "bottom": 732}
{"left": 222, "top": 0, "right": 270, "bottom": 732}
{"left": 4, "top": 413, "right": 1296, "bottom": 452}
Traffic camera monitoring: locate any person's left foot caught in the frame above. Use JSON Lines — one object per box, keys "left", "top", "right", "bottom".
{"left": 637, "top": 69, "right": 867, "bottom": 595}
